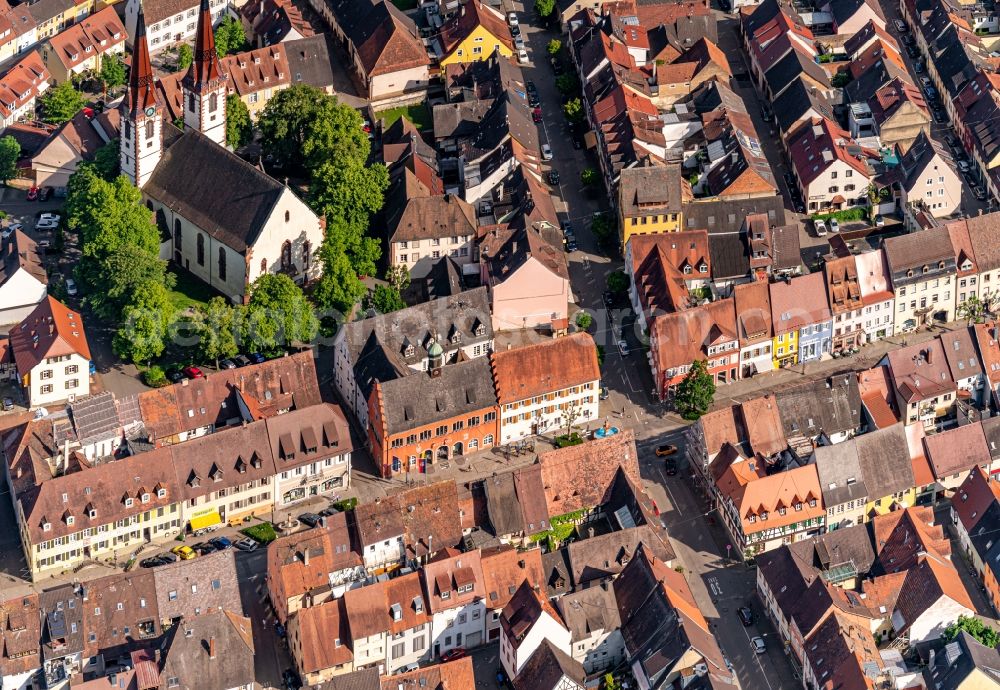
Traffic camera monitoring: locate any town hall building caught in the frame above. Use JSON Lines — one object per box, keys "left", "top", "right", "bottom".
{"left": 120, "top": 0, "right": 324, "bottom": 304}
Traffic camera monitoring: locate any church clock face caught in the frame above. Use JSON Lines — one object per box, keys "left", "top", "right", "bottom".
{"left": 145, "top": 106, "right": 155, "bottom": 117}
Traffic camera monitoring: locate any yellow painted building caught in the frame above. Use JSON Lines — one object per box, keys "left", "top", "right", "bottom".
{"left": 618, "top": 165, "right": 686, "bottom": 247}
{"left": 439, "top": 1, "right": 513, "bottom": 67}
{"left": 772, "top": 331, "right": 798, "bottom": 367}
{"left": 864, "top": 488, "right": 916, "bottom": 520}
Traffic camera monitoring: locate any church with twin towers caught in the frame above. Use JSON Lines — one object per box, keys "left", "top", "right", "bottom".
{"left": 120, "top": 0, "right": 325, "bottom": 304}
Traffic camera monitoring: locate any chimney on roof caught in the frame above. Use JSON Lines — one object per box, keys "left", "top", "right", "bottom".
{"left": 209, "top": 637, "right": 216, "bottom": 660}
{"left": 926, "top": 348, "right": 933, "bottom": 365}
{"left": 303, "top": 548, "right": 309, "bottom": 566}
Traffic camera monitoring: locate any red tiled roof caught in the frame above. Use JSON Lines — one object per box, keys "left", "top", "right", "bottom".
{"left": 492, "top": 333, "right": 600, "bottom": 404}
{"left": 953, "top": 466, "right": 1000, "bottom": 532}
{"left": 786, "top": 117, "right": 871, "bottom": 188}
{"left": 10, "top": 296, "right": 90, "bottom": 377}
{"left": 47, "top": 6, "right": 125, "bottom": 71}
{"left": 769, "top": 272, "right": 832, "bottom": 334}
{"left": 0, "top": 50, "right": 49, "bottom": 120}
{"left": 652, "top": 299, "right": 738, "bottom": 373}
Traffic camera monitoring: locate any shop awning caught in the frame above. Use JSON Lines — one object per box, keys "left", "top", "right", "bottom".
{"left": 189, "top": 511, "right": 222, "bottom": 531}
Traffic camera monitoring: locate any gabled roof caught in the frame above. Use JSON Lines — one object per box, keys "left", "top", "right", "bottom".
{"left": 775, "top": 374, "right": 862, "bottom": 440}
{"left": 145, "top": 130, "right": 295, "bottom": 254}
{"left": 439, "top": 0, "right": 513, "bottom": 57}
{"left": 887, "top": 338, "right": 957, "bottom": 404}
{"left": 292, "top": 597, "right": 352, "bottom": 673}
{"left": 0, "top": 229, "right": 46, "bottom": 290}
{"left": 924, "top": 630, "right": 1000, "bottom": 690}
{"left": 352, "top": 480, "right": 465, "bottom": 561}
{"left": 652, "top": 299, "right": 738, "bottom": 373}
{"left": 480, "top": 546, "right": 544, "bottom": 610}
{"left": 952, "top": 466, "right": 1000, "bottom": 533}
{"left": 733, "top": 281, "right": 772, "bottom": 345}
{"left": 343, "top": 571, "right": 430, "bottom": 640}
{"left": 855, "top": 423, "right": 914, "bottom": 501}
{"left": 740, "top": 394, "right": 786, "bottom": 457}
{"left": 0, "top": 50, "right": 49, "bottom": 121}
{"left": 786, "top": 117, "right": 872, "bottom": 188}
{"left": 873, "top": 506, "right": 950, "bottom": 574}
{"left": 964, "top": 210, "right": 1000, "bottom": 272}
{"left": 857, "top": 366, "right": 898, "bottom": 429}
{"left": 160, "top": 611, "right": 255, "bottom": 690}
{"left": 326, "top": 0, "right": 428, "bottom": 77}
{"left": 11, "top": 296, "right": 90, "bottom": 377}
{"left": 500, "top": 580, "right": 565, "bottom": 649}
{"left": 924, "top": 420, "right": 991, "bottom": 480}
{"left": 538, "top": 430, "right": 642, "bottom": 517}
{"left": 492, "top": 333, "right": 600, "bottom": 404}
{"left": 769, "top": 272, "right": 832, "bottom": 333}
{"left": 512, "top": 640, "right": 586, "bottom": 690}
{"left": 893, "top": 554, "right": 974, "bottom": 632}
{"left": 813, "top": 439, "right": 868, "bottom": 507}
{"left": 618, "top": 164, "right": 685, "bottom": 216}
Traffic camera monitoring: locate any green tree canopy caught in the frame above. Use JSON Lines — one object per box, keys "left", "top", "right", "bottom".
{"left": 547, "top": 38, "right": 562, "bottom": 55}
{"left": 309, "top": 159, "right": 389, "bottom": 238}
{"left": 606, "top": 270, "right": 628, "bottom": 295}
{"left": 226, "top": 94, "right": 253, "bottom": 149}
{"left": 312, "top": 244, "right": 367, "bottom": 316}
{"left": 385, "top": 264, "right": 410, "bottom": 293}
{"left": 193, "top": 297, "right": 240, "bottom": 364}
{"left": 563, "top": 97, "right": 585, "bottom": 124}
{"left": 40, "top": 81, "right": 85, "bottom": 124}
{"left": 94, "top": 244, "right": 176, "bottom": 319}
{"left": 580, "top": 168, "right": 599, "bottom": 187}
{"left": 176, "top": 43, "right": 193, "bottom": 70}
{"left": 243, "top": 274, "right": 318, "bottom": 353}
{"left": 258, "top": 85, "right": 371, "bottom": 171}
{"left": 535, "top": 0, "right": 555, "bottom": 17}
{"left": 67, "top": 167, "right": 160, "bottom": 275}
{"left": 675, "top": 359, "right": 716, "bottom": 420}
{"left": 0, "top": 135, "right": 20, "bottom": 184}
{"left": 363, "top": 284, "right": 406, "bottom": 314}
{"left": 91, "top": 139, "right": 120, "bottom": 181}
{"left": 214, "top": 16, "right": 248, "bottom": 57}
{"left": 112, "top": 281, "right": 174, "bottom": 363}
{"left": 945, "top": 616, "right": 1000, "bottom": 648}
{"left": 99, "top": 55, "right": 127, "bottom": 90}
{"left": 555, "top": 73, "right": 579, "bottom": 96}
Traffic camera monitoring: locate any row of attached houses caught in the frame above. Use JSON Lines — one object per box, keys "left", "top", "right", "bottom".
{"left": 756, "top": 507, "right": 983, "bottom": 688}
{"left": 0, "top": 549, "right": 259, "bottom": 690}
{"left": 266, "top": 430, "right": 705, "bottom": 688}
{"left": 333, "top": 287, "right": 602, "bottom": 478}
{"left": 634, "top": 210, "right": 1000, "bottom": 401}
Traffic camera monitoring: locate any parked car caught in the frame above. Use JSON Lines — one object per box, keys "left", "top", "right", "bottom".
{"left": 617, "top": 339, "right": 629, "bottom": 356}
{"left": 171, "top": 545, "right": 196, "bottom": 560}
{"left": 946, "top": 133, "right": 958, "bottom": 147}
{"left": 248, "top": 352, "right": 266, "bottom": 364}
{"left": 39, "top": 186, "right": 53, "bottom": 201}
{"left": 814, "top": 219, "right": 827, "bottom": 236}
{"left": 548, "top": 170, "right": 560, "bottom": 185}
{"left": 920, "top": 76, "right": 932, "bottom": 88}
{"left": 440, "top": 648, "right": 468, "bottom": 662}
{"left": 192, "top": 542, "right": 218, "bottom": 555}
{"left": 299, "top": 512, "right": 322, "bottom": 527}
{"left": 507, "top": 10, "right": 518, "bottom": 25}
{"left": 39, "top": 213, "right": 59, "bottom": 223}
{"left": 234, "top": 355, "right": 252, "bottom": 367}
{"left": 65, "top": 278, "right": 77, "bottom": 296}
{"left": 182, "top": 365, "right": 204, "bottom": 379}
{"left": 565, "top": 236, "right": 577, "bottom": 252}
{"left": 550, "top": 57, "right": 564, "bottom": 74}
{"left": 599, "top": 386, "right": 609, "bottom": 400}
{"left": 165, "top": 368, "right": 187, "bottom": 383}
{"left": 664, "top": 457, "right": 677, "bottom": 475}
{"left": 751, "top": 637, "right": 766, "bottom": 654}
{"left": 974, "top": 185, "right": 988, "bottom": 200}
{"left": 738, "top": 606, "right": 755, "bottom": 626}
{"left": 219, "top": 358, "right": 237, "bottom": 370}
{"left": 282, "top": 668, "right": 301, "bottom": 690}
{"left": 528, "top": 91, "right": 540, "bottom": 107}
{"left": 235, "top": 537, "right": 259, "bottom": 552}
{"left": 140, "top": 556, "right": 166, "bottom": 568}
{"left": 875, "top": 215, "right": 885, "bottom": 227}
{"left": 829, "top": 218, "right": 840, "bottom": 233}
{"left": 25, "top": 186, "right": 38, "bottom": 201}
{"left": 2, "top": 398, "right": 13, "bottom": 411}
{"left": 933, "top": 108, "right": 946, "bottom": 123}
{"left": 210, "top": 536, "right": 233, "bottom": 550}
{"left": 510, "top": 23, "right": 520, "bottom": 37}
{"left": 159, "top": 551, "right": 179, "bottom": 563}
{"left": 903, "top": 33, "right": 915, "bottom": 45}
{"left": 655, "top": 444, "right": 677, "bottom": 457}
{"left": 526, "top": 80, "right": 537, "bottom": 95}
{"left": 541, "top": 143, "right": 553, "bottom": 160}
{"left": 894, "top": 18, "right": 907, "bottom": 31}
{"left": 959, "top": 160, "right": 971, "bottom": 172}
{"left": 532, "top": 107, "right": 542, "bottom": 123}
{"left": 517, "top": 48, "right": 528, "bottom": 64}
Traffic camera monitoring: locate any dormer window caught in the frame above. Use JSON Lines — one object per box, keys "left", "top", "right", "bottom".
{"left": 760, "top": 511, "right": 768, "bottom": 520}
{"left": 441, "top": 590, "right": 451, "bottom": 600}
{"left": 683, "top": 265, "right": 692, "bottom": 274}
{"left": 699, "top": 264, "right": 708, "bottom": 273}
{"left": 156, "top": 488, "right": 166, "bottom": 499}
{"left": 390, "top": 603, "right": 402, "bottom": 621}
{"left": 124, "top": 498, "right": 134, "bottom": 508}
{"left": 141, "top": 493, "right": 150, "bottom": 504}
{"left": 42, "top": 522, "right": 51, "bottom": 532}
{"left": 88, "top": 508, "right": 96, "bottom": 519}
{"left": 66, "top": 515, "right": 74, "bottom": 525}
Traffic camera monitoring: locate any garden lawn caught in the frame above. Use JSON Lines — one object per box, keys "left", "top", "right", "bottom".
{"left": 167, "top": 269, "right": 217, "bottom": 312}
{"left": 377, "top": 102, "right": 432, "bottom": 131}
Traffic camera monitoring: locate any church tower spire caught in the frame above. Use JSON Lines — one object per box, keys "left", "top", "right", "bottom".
{"left": 119, "top": 3, "right": 162, "bottom": 188}
{"left": 181, "top": 0, "right": 227, "bottom": 145}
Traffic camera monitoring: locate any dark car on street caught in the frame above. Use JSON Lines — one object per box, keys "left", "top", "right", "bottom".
{"left": 738, "top": 606, "right": 755, "bottom": 626}
{"left": 140, "top": 556, "right": 165, "bottom": 568}
{"left": 248, "top": 352, "right": 266, "bottom": 364}
{"left": 299, "top": 512, "right": 322, "bottom": 527}
{"left": 234, "top": 355, "right": 252, "bottom": 367}
{"left": 165, "top": 368, "right": 187, "bottom": 383}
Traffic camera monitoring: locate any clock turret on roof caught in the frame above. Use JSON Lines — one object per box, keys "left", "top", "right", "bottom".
{"left": 119, "top": 4, "right": 163, "bottom": 187}
{"left": 182, "top": 0, "right": 228, "bottom": 145}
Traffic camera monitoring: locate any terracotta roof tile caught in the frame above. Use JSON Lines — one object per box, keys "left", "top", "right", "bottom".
{"left": 480, "top": 546, "right": 544, "bottom": 610}
{"left": 10, "top": 296, "right": 90, "bottom": 377}
{"left": 492, "top": 333, "right": 600, "bottom": 404}
{"left": 538, "top": 430, "right": 642, "bottom": 517}
{"left": 344, "top": 571, "right": 429, "bottom": 640}
{"left": 923, "top": 421, "right": 990, "bottom": 480}
{"left": 379, "top": 657, "right": 474, "bottom": 690}
{"left": 291, "top": 597, "right": 352, "bottom": 673}
{"left": 953, "top": 466, "right": 1000, "bottom": 532}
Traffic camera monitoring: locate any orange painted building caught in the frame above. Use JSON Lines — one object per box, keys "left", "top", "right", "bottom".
{"left": 367, "top": 356, "right": 499, "bottom": 478}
